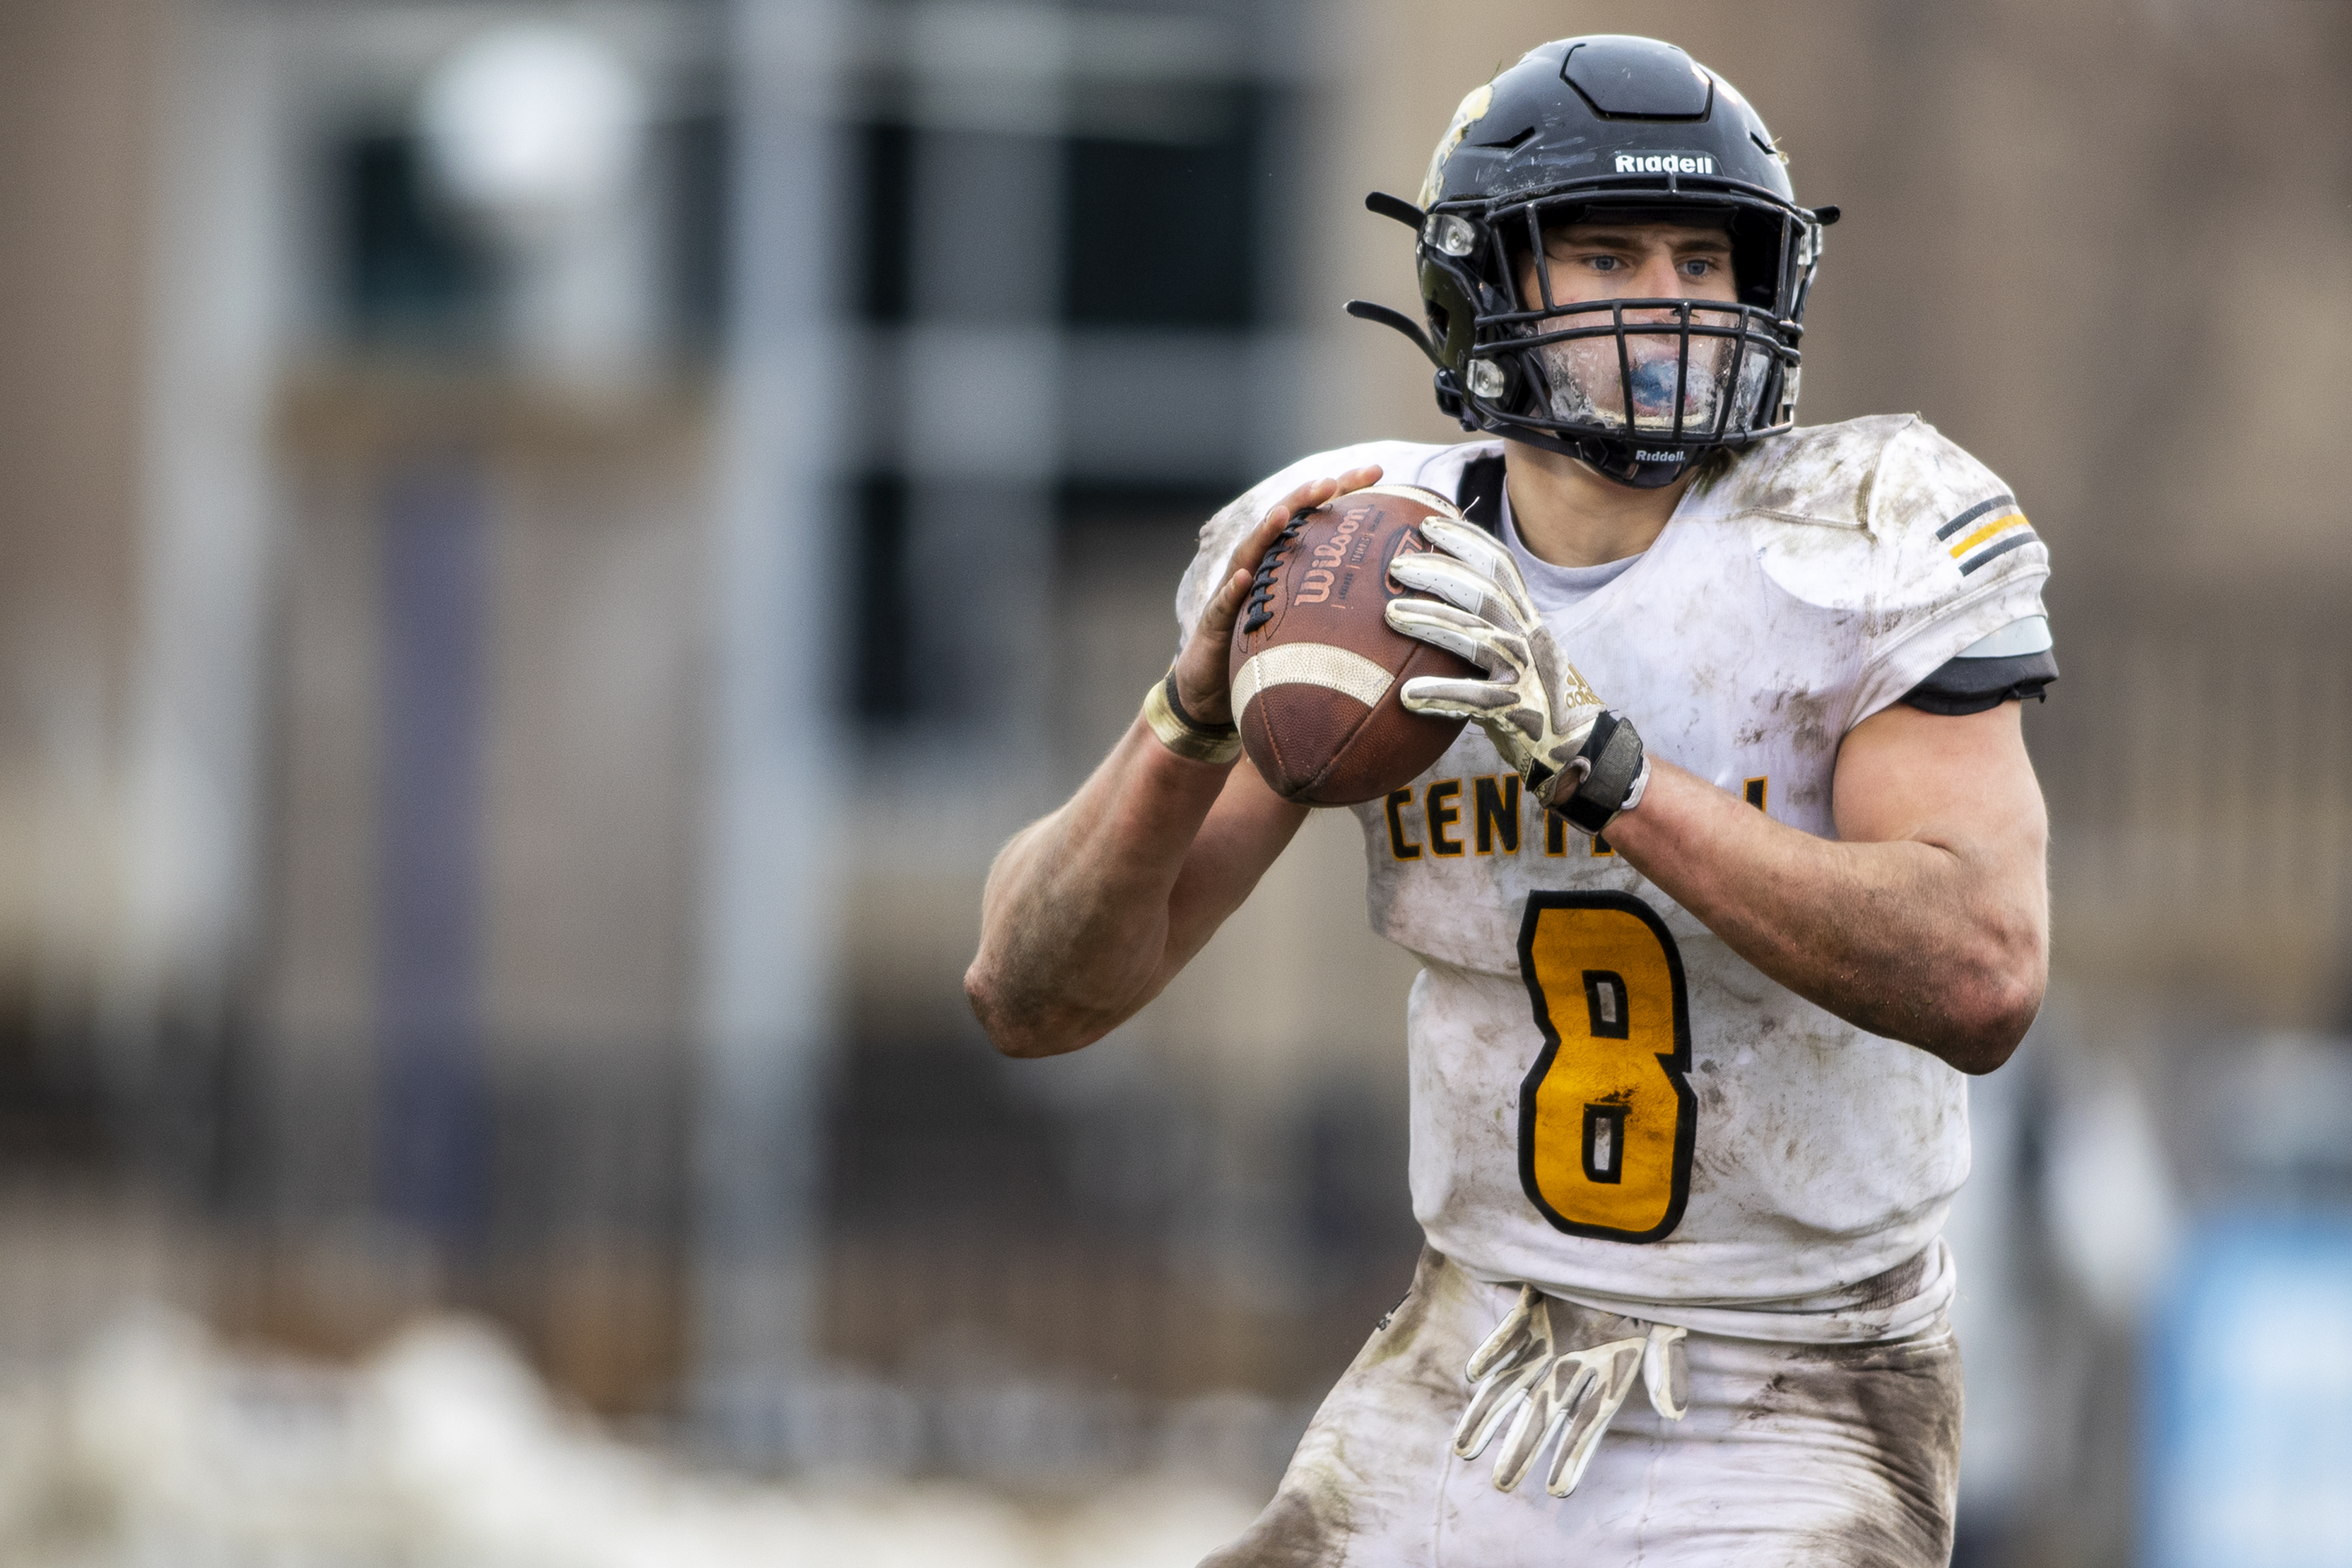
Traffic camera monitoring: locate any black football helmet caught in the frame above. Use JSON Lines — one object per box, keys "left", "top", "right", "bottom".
{"left": 1349, "top": 35, "right": 1840, "bottom": 488}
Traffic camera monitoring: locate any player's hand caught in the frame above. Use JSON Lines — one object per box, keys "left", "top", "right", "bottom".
{"left": 1383, "top": 517, "right": 1611, "bottom": 807}
{"left": 1451, "top": 1285, "right": 1688, "bottom": 1497}
{"left": 1172, "top": 466, "right": 1384, "bottom": 727}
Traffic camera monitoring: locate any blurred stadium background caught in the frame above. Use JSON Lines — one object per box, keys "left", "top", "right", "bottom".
{"left": 0, "top": 0, "right": 2348, "bottom": 1562}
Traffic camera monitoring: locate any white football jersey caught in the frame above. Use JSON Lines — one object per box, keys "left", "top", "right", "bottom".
{"left": 1175, "top": 416, "right": 2052, "bottom": 1344}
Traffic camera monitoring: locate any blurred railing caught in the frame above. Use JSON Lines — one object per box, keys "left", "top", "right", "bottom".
{"left": 0, "top": 1008, "right": 1416, "bottom": 1486}
{"left": 192, "top": 1042, "right": 692, "bottom": 1415}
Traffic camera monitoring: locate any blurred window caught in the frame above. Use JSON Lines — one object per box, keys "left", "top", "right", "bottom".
{"left": 659, "top": 110, "right": 731, "bottom": 346}
{"left": 338, "top": 131, "right": 500, "bottom": 343}
{"left": 851, "top": 473, "right": 915, "bottom": 723}
{"left": 842, "top": 73, "right": 1274, "bottom": 731}
{"left": 1062, "top": 86, "right": 1264, "bottom": 329}
{"left": 853, "top": 122, "right": 918, "bottom": 326}
{"left": 1058, "top": 479, "right": 1241, "bottom": 535}
{"left": 336, "top": 116, "right": 724, "bottom": 350}
{"left": 848, "top": 88, "right": 1268, "bottom": 331}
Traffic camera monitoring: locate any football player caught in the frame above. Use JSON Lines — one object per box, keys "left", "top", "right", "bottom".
{"left": 966, "top": 34, "right": 2053, "bottom": 1567}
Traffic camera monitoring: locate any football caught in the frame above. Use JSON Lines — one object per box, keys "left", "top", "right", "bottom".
{"left": 1228, "top": 484, "right": 1481, "bottom": 805}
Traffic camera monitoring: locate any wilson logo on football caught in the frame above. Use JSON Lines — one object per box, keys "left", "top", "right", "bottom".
{"left": 1613, "top": 152, "right": 1716, "bottom": 176}
{"left": 1293, "top": 505, "right": 1372, "bottom": 605}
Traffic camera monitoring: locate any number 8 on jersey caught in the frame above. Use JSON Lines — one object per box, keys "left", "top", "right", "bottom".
{"left": 1517, "top": 893, "right": 1697, "bottom": 1242}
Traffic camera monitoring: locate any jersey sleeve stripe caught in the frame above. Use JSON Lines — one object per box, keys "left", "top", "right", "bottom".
{"left": 1934, "top": 492, "right": 2018, "bottom": 541}
{"left": 1957, "top": 531, "right": 2040, "bottom": 576}
{"left": 1948, "top": 512, "right": 2030, "bottom": 558}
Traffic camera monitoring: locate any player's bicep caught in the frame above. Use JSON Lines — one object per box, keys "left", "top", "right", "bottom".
{"left": 1831, "top": 701, "right": 2046, "bottom": 873}
{"left": 1155, "top": 762, "right": 1310, "bottom": 984}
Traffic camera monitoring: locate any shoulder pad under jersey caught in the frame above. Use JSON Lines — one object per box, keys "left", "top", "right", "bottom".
{"left": 1866, "top": 420, "right": 2047, "bottom": 618}
{"left": 1693, "top": 415, "right": 2047, "bottom": 621}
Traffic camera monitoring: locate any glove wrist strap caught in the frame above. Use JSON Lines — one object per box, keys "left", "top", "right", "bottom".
{"left": 1143, "top": 670, "right": 1242, "bottom": 765}
{"left": 1544, "top": 711, "right": 1649, "bottom": 834}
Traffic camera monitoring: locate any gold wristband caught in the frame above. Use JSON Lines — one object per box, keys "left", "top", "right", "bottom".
{"left": 1143, "top": 673, "right": 1243, "bottom": 765}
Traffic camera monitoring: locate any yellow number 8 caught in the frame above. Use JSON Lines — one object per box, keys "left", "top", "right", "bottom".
{"left": 1517, "top": 892, "right": 1696, "bottom": 1242}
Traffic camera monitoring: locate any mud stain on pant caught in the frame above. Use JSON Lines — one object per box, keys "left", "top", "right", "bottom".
{"left": 1741, "top": 1333, "right": 1965, "bottom": 1565}
{"left": 1201, "top": 1246, "right": 1962, "bottom": 1568}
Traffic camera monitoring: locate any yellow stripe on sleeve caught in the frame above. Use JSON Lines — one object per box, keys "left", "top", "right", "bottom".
{"left": 1949, "top": 512, "right": 2028, "bottom": 559}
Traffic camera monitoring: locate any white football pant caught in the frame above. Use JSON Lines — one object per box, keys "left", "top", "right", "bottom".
{"left": 1200, "top": 1246, "right": 1961, "bottom": 1567}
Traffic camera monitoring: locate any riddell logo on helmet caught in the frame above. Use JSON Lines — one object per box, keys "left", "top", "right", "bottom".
{"left": 1635, "top": 451, "right": 1688, "bottom": 463}
{"left": 1615, "top": 153, "right": 1716, "bottom": 176}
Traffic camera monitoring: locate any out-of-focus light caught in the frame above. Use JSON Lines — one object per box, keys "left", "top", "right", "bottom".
{"left": 2146, "top": 1222, "right": 2352, "bottom": 1568}
{"left": 418, "top": 23, "right": 643, "bottom": 229}
{"left": 2042, "top": 1077, "right": 2179, "bottom": 1323}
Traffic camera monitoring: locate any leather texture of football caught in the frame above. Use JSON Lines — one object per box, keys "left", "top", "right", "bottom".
{"left": 1228, "top": 484, "right": 1479, "bottom": 806}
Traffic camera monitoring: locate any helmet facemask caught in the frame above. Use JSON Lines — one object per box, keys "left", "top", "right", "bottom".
{"left": 1507, "top": 300, "right": 1778, "bottom": 442}
{"left": 1447, "top": 199, "right": 1810, "bottom": 483}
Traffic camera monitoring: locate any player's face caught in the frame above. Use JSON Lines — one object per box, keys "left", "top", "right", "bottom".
{"left": 1520, "top": 221, "right": 1739, "bottom": 313}
{"left": 1513, "top": 220, "right": 1756, "bottom": 435}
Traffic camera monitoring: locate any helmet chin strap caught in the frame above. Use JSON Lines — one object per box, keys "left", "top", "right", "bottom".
{"left": 1572, "top": 438, "right": 1691, "bottom": 491}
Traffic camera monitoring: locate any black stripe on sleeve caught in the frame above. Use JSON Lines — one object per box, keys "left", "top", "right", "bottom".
{"left": 1958, "top": 532, "right": 2038, "bottom": 575}
{"left": 1936, "top": 493, "right": 2018, "bottom": 541}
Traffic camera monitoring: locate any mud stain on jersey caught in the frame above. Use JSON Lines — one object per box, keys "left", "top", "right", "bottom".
{"left": 1843, "top": 1249, "right": 1934, "bottom": 1313}
{"left": 1362, "top": 845, "right": 1404, "bottom": 933}
{"left": 1724, "top": 413, "right": 1912, "bottom": 531}
{"left": 1788, "top": 1020, "right": 1845, "bottom": 1071}
{"left": 1766, "top": 687, "right": 1838, "bottom": 757}
{"left": 1689, "top": 1063, "right": 1732, "bottom": 1177}
{"left": 1735, "top": 1327, "right": 1962, "bottom": 1567}
{"left": 1850, "top": 449, "right": 1881, "bottom": 538}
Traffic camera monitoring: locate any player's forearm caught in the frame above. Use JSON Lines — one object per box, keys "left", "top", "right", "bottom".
{"left": 966, "top": 717, "right": 1235, "bottom": 1057}
{"left": 1601, "top": 762, "right": 2046, "bottom": 1072}
{"left": 968, "top": 467, "right": 1375, "bottom": 1057}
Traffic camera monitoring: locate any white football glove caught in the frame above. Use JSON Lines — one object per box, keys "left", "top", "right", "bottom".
{"left": 1384, "top": 517, "right": 1650, "bottom": 834}
{"left": 1452, "top": 1284, "right": 1689, "bottom": 1498}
